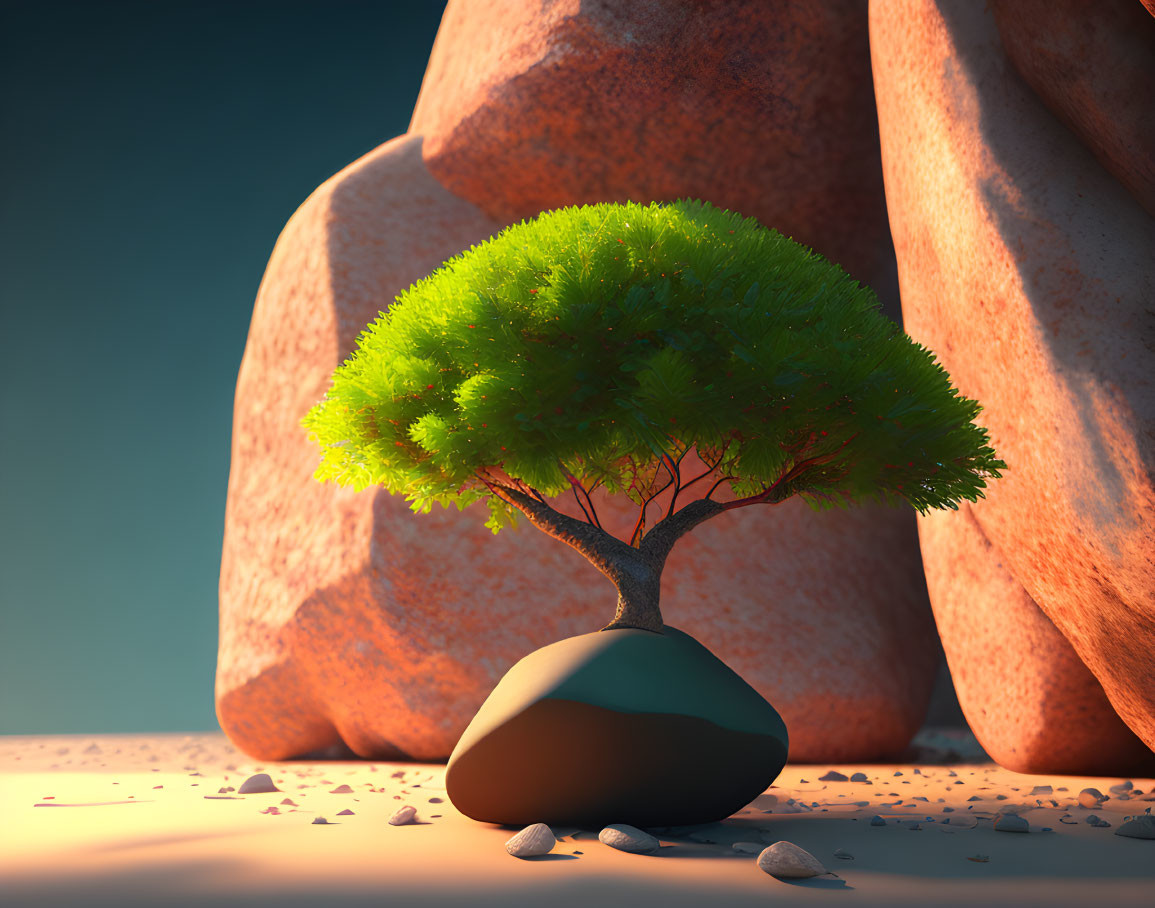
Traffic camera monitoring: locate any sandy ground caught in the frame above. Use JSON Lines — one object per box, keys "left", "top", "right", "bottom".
{"left": 2, "top": 727, "right": 1152, "bottom": 907}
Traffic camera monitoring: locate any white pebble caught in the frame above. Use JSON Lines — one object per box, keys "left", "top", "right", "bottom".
{"left": 757, "top": 841, "right": 827, "bottom": 879}
{"left": 237, "top": 773, "right": 281, "bottom": 794}
{"left": 505, "top": 823, "right": 556, "bottom": 857}
{"left": 388, "top": 805, "right": 417, "bottom": 825}
{"left": 599, "top": 824, "right": 660, "bottom": 854}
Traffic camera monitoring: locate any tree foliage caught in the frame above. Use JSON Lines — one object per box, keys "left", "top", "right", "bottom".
{"left": 301, "top": 199, "right": 1005, "bottom": 537}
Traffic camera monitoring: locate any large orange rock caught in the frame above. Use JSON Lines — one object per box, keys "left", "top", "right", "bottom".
{"left": 919, "top": 506, "right": 1155, "bottom": 775}
{"left": 990, "top": 0, "right": 1155, "bottom": 216}
{"left": 217, "top": 0, "right": 941, "bottom": 764}
{"left": 870, "top": 0, "right": 1155, "bottom": 771}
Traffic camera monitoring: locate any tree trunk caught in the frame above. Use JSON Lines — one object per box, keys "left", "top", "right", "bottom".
{"left": 599, "top": 558, "right": 664, "bottom": 633}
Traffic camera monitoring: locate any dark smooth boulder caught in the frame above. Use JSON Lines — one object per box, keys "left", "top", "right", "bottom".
{"left": 445, "top": 626, "right": 788, "bottom": 829}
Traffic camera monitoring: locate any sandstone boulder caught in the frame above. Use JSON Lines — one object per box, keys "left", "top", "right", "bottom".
{"left": 217, "top": 0, "right": 940, "bottom": 764}
{"left": 870, "top": 0, "right": 1155, "bottom": 770}
{"left": 991, "top": 0, "right": 1155, "bottom": 216}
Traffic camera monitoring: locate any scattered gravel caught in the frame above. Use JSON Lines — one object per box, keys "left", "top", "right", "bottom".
{"left": 599, "top": 824, "right": 660, "bottom": 854}
{"left": 388, "top": 806, "right": 417, "bottom": 825}
{"left": 237, "top": 773, "right": 281, "bottom": 794}
{"left": 505, "top": 823, "right": 556, "bottom": 857}
{"left": 757, "top": 841, "right": 827, "bottom": 879}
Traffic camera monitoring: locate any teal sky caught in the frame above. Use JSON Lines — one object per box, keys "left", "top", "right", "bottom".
{"left": 0, "top": 0, "right": 448, "bottom": 734}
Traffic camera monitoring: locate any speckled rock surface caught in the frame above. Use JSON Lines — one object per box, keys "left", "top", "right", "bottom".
{"left": 871, "top": 0, "right": 1155, "bottom": 768}
{"left": 410, "top": 0, "right": 900, "bottom": 309}
{"left": 217, "top": 0, "right": 941, "bottom": 764}
{"left": 990, "top": 0, "right": 1155, "bottom": 216}
{"left": 917, "top": 506, "right": 1155, "bottom": 776}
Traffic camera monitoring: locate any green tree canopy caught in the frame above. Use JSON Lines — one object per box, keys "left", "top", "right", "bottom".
{"left": 302, "top": 198, "right": 1003, "bottom": 534}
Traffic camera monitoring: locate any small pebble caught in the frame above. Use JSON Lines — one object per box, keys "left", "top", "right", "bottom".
{"left": 599, "top": 824, "right": 660, "bottom": 854}
{"left": 1029, "top": 785, "right": 1052, "bottom": 795}
{"left": 870, "top": 815, "right": 886, "bottom": 826}
{"left": 312, "top": 817, "right": 331, "bottom": 825}
{"left": 505, "top": 823, "right": 556, "bottom": 857}
{"left": 389, "top": 805, "right": 417, "bottom": 825}
{"left": 757, "top": 841, "right": 827, "bottom": 879}
{"left": 238, "top": 773, "right": 281, "bottom": 794}
{"left": 1109, "top": 780, "right": 1134, "bottom": 795}
{"left": 330, "top": 784, "right": 354, "bottom": 794}
{"left": 850, "top": 772, "right": 868, "bottom": 782}
{"left": 819, "top": 770, "right": 848, "bottom": 782}
{"left": 1078, "top": 788, "right": 1107, "bottom": 808}
{"left": 732, "top": 841, "right": 764, "bottom": 855}
{"left": 280, "top": 798, "right": 298, "bottom": 806}
{"left": 832, "top": 848, "right": 854, "bottom": 861}
{"left": 994, "top": 814, "right": 1029, "bottom": 833}
{"left": 1115, "top": 816, "right": 1155, "bottom": 839}
{"left": 337, "top": 809, "right": 355, "bottom": 816}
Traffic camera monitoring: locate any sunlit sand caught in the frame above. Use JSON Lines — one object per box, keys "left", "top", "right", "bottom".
{"left": 2, "top": 729, "right": 1152, "bottom": 906}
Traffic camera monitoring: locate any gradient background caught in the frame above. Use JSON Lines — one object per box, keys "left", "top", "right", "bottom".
{"left": 0, "top": 0, "right": 448, "bottom": 734}
{"left": 0, "top": 0, "right": 964, "bottom": 736}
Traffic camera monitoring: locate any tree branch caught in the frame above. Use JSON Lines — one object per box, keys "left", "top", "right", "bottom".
{"left": 475, "top": 470, "right": 637, "bottom": 582}
{"left": 628, "top": 452, "right": 680, "bottom": 547}
{"left": 660, "top": 446, "right": 687, "bottom": 519}
{"left": 637, "top": 497, "right": 726, "bottom": 566}
{"left": 673, "top": 439, "right": 730, "bottom": 499}
{"left": 705, "top": 473, "right": 737, "bottom": 501}
{"left": 557, "top": 459, "right": 601, "bottom": 529}
{"left": 720, "top": 432, "right": 860, "bottom": 511}
{"left": 635, "top": 432, "right": 861, "bottom": 565}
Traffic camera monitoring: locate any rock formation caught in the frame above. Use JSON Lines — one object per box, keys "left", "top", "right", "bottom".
{"left": 217, "top": 0, "right": 943, "bottom": 763}
{"left": 870, "top": 0, "right": 1155, "bottom": 772}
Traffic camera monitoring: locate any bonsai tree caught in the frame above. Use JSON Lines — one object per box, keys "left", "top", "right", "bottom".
{"left": 300, "top": 198, "right": 1006, "bottom": 636}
